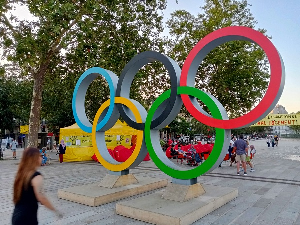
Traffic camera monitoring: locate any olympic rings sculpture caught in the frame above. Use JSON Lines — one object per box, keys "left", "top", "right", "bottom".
{"left": 72, "top": 26, "right": 285, "bottom": 180}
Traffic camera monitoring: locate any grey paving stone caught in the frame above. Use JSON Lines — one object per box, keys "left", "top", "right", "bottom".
{"left": 2, "top": 139, "right": 300, "bottom": 225}
{"left": 273, "top": 217, "right": 295, "bottom": 225}
{"left": 263, "top": 183, "right": 287, "bottom": 199}
{"left": 251, "top": 185, "right": 298, "bottom": 225}
{"left": 253, "top": 198, "right": 272, "bottom": 208}
{"left": 276, "top": 193, "right": 300, "bottom": 224}
{"left": 229, "top": 206, "right": 264, "bottom": 225}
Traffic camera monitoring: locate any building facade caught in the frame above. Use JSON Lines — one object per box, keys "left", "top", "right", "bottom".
{"left": 271, "top": 104, "right": 292, "bottom": 136}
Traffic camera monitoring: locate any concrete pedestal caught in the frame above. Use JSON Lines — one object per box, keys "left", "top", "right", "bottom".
{"left": 58, "top": 175, "right": 168, "bottom": 206}
{"left": 162, "top": 183, "right": 206, "bottom": 202}
{"left": 98, "top": 174, "right": 138, "bottom": 188}
{"left": 116, "top": 184, "right": 238, "bottom": 225}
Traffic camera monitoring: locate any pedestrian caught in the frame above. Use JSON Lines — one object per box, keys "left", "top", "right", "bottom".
{"left": 233, "top": 134, "right": 248, "bottom": 176}
{"left": 53, "top": 140, "right": 57, "bottom": 151}
{"left": 245, "top": 141, "right": 255, "bottom": 172}
{"left": 6, "top": 136, "right": 10, "bottom": 149}
{"left": 228, "top": 139, "right": 234, "bottom": 163}
{"left": 274, "top": 135, "right": 279, "bottom": 146}
{"left": 266, "top": 135, "right": 271, "bottom": 147}
{"left": 40, "top": 147, "right": 48, "bottom": 166}
{"left": 170, "top": 144, "right": 179, "bottom": 158}
{"left": 12, "top": 147, "right": 62, "bottom": 225}
{"left": 47, "top": 138, "right": 51, "bottom": 150}
{"left": 58, "top": 139, "right": 66, "bottom": 163}
{"left": 271, "top": 135, "right": 275, "bottom": 148}
{"left": 11, "top": 138, "right": 18, "bottom": 159}
{"left": 229, "top": 137, "right": 236, "bottom": 166}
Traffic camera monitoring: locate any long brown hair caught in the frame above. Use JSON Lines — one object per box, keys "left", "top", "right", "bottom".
{"left": 13, "top": 147, "right": 40, "bottom": 204}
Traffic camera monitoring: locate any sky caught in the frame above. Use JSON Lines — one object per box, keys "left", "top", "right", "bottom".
{"left": 164, "top": 0, "right": 300, "bottom": 113}
{"left": 3, "top": 1, "right": 300, "bottom": 113}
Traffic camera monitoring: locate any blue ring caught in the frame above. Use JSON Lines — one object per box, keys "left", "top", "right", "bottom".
{"left": 72, "top": 67, "right": 115, "bottom": 133}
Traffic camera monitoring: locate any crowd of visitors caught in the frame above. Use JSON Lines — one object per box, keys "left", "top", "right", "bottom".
{"left": 266, "top": 134, "right": 279, "bottom": 147}
{"left": 4, "top": 138, "right": 66, "bottom": 165}
{"left": 164, "top": 133, "right": 260, "bottom": 176}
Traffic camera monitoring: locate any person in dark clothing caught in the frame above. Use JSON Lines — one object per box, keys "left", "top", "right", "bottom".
{"left": 58, "top": 139, "right": 66, "bottom": 163}
{"left": 170, "top": 145, "right": 179, "bottom": 156}
{"left": 12, "top": 147, "right": 62, "bottom": 225}
{"left": 233, "top": 134, "right": 248, "bottom": 176}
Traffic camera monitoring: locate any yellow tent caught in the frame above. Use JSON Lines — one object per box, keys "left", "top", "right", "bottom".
{"left": 59, "top": 120, "right": 138, "bottom": 162}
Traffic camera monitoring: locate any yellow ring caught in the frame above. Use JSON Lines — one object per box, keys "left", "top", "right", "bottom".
{"left": 92, "top": 97, "right": 143, "bottom": 171}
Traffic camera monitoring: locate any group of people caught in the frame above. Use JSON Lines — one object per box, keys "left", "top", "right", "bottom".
{"left": 170, "top": 144, "right": 202, "bottom": 166}
{"left": 10, "top": 134, "right": 260, "bottom": 224}
{"left": 4, "top": 138, "right": 19, "bottom": 159}
{"left": 228, "top": 134, "right": 256, "bottom": 176}
{"left": 266, "top": 135, "right": 279, "bottom": 147}
{"left": 6, "top": 138, "right": 66, "bottom": 163}
{"left": 40, "top": 139, "right": 67, "bottom": 165}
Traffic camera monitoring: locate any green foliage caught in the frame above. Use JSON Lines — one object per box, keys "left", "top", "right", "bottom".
{"left": 0, "top": 76, "right": 32, "bottom": 132}
{"left": 166, "top": 0, "right": 269, "bottom": 118}
{"left": 165, "top": 115, "right": 192, "bottom": 136}
{"left": 10, "top": 79, "right": 33, "bottom": 123}
{"left": 231, "top": 125, "right": 269, "bottom": 136}
{"left": 0, "top": 0, "right": 271, "bottom": 141}
{"left": 0, "top": 0, "right": 167, "bottom": 135}
{"left": 41, "top": 72, "right": 75, "bottom": 132}
{"left": 190, "top": 118, "right": 215, "bottom": 136}
{"left": 0, "top": 78, "right": 14, "bottom": 132}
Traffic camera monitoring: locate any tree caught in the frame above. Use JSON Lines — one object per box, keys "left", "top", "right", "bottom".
{"left": 0, "top": 75, "right": 32, "bottom": 134}
{"left": 0, "top": 0, "right": 167, "bottom": 147}
{"left": 166, "top": 0, "right": 269, "bottom": 118}
{"left": 41, "top": 71, "right": 75, "bottom": 132}
{"left": 0, "top": 77, "right": 14, "bottom": 133}
{"left": 190, "top": 117, "right": 215, "bottom": 136}
{"left": 231, "top": 125, "right": 268, "bottom": 136}
{"left": 168, "top": 115, "right": 192, "bottom": 136}
{"left": 10, "top": 79, "right": 33, "bottom": 124}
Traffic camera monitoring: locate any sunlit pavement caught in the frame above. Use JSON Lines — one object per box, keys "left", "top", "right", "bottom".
{"left": 1, "top": 139, "right": 300, "bottom": 225}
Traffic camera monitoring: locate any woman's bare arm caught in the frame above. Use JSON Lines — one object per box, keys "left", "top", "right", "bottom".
{"left": 32, "top": 175, "right": 56, "bottom": 211}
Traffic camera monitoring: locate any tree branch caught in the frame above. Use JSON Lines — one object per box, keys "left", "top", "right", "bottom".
{"left": 1, "top": 14, "right": 18, "bottom": 36}
{"left": 50, "top": 19, "right": 78, "bottom": 52}
{"left": 50, "top": 7, "right": 88, "bottom": 53}
{"left": 55, "top": 39, "right": 78, "bottom": 53}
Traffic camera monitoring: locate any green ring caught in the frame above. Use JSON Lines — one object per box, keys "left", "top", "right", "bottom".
{"left": 145, "top": 86, "right": 225, "bottom": 179}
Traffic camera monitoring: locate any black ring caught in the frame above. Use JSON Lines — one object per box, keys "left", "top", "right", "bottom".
{"left": 116, "top": 51, "right": 182, "bottom": 130}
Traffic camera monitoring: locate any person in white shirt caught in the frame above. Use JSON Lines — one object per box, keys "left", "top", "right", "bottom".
{"left": 229, "top": 138, "right": 236, "bottom": 166}
{"left": 266, "top": 135, "right": 271, "bottom": 147}
{"left": 245, "top": 141, "right": 255, "bottom": 172}
{"left": 10, "top": 138, "right": 18, "bottom": 159}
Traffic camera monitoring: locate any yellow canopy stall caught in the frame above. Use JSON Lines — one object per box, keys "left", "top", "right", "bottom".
{"left": 59, "top": 120, "right": 138, "bottom": 162}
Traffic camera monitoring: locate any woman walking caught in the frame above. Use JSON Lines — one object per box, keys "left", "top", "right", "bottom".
{"left": 58, "top": 139, "right": 66, "bottom": 163}
{"left": 12, "top": 147, "right": 62, "bottom": 225}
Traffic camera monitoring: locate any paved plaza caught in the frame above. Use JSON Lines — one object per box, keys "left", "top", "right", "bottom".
{"left": 1, "top": 138, "right": 300, "bottom": 225}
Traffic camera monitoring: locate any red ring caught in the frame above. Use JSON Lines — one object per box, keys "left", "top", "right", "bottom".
{"left": 180, "top": 26, "right": 283, "bottom": 129}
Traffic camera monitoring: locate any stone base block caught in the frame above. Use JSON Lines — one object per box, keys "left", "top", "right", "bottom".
{"left": 162, "top": 183, "right": 205, "bottom": 202}
{"left": 98, "top": 174, "right": 138, "bottom": 188}
{"left": 58, "top": 175, "right": 168, "bottom": 206}
{"left": 116, "top": 184, "right": 238, "bottom": 225}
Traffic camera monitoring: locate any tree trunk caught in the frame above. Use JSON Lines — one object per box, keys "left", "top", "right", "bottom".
{"left": 27, "top": 62, "right": 49, "bottom": 148}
